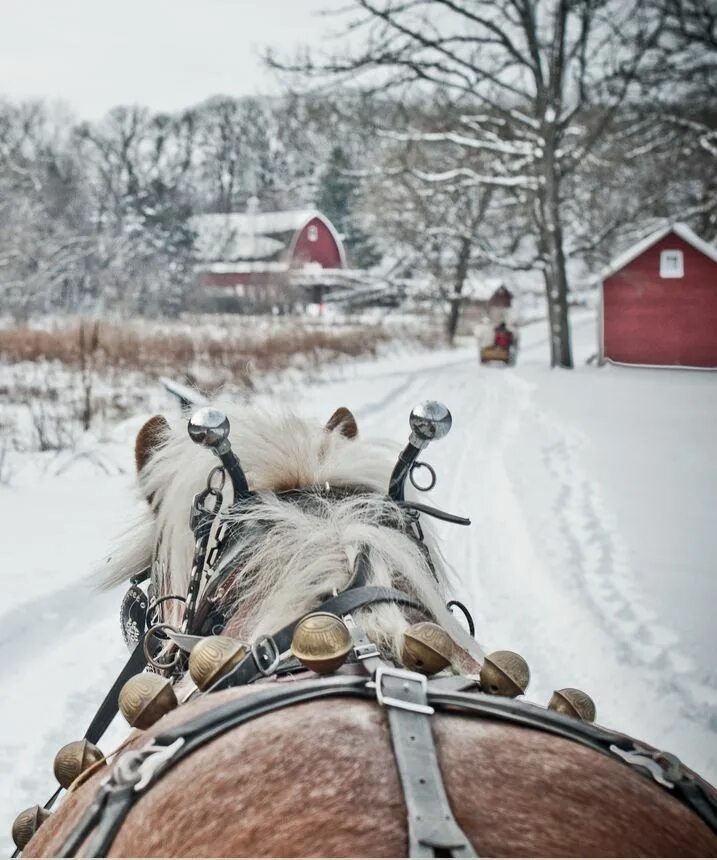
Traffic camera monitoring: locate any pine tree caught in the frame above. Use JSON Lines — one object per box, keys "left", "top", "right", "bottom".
{"left": 317, "top": 146, "right": 380, "bottom": 269}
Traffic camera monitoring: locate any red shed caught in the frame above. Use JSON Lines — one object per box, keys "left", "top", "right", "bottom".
{"left": 599, "top": 223, "right": 717, "bottom": 368}
{"left": 191, "top": 209, "right": 346, "bottom": 291}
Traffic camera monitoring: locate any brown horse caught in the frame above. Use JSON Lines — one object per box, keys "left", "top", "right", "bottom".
{"left": 19, "top": 403, "right": 717, "bottom": 857}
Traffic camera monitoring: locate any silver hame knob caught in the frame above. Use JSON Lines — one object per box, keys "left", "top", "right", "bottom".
{"left": 409, "top": 401, "right": 452, "bottom": 446}
{"left": 188, "top": 407, "right": 231, "bottom": 453}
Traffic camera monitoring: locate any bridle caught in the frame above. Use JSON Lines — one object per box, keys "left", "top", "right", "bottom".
{"left": 124, "top": 401, "right": 473, "bottom": 678}
{"left": 15, "top": 402, "right": 717, "bottom": 858}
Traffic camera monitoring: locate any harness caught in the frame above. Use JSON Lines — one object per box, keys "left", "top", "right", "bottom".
{"left": 57, "top": 673, "right": 717, "bottom": 858}
{"left": 58, "top": 529, "right": 717, "bottom": 857}
{"left": 20, "top": 404, "right": 717, "bottom": 857}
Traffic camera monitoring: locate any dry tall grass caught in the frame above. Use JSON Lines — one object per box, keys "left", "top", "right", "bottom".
{"left": 0, "top": 321, "right": 401, "bottom": 389}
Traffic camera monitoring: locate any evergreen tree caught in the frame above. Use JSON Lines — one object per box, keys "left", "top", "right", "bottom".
{"left": 317, "top": 145, "right": 380, "bottom": 269}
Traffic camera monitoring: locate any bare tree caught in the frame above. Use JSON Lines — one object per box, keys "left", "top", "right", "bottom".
{"left": 271, "top": 1, "right": 679, "bottom": 366}
{"left": 362, "top": 131, "right": 497, "bottom": 341}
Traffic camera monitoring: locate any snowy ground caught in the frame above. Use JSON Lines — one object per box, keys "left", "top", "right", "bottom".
{"left": 1, "top": 311, "right": 715, "bottom": 850}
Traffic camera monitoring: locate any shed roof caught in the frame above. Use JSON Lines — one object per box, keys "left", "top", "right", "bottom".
{"left": 602, "top": 222, "right": 717, "bottom": 280}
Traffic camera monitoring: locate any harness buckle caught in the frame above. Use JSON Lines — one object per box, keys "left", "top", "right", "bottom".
{"left": 354, "top": 642, "right": 381, "bottom": 661}
{"left": 609, "top": 744, "right": 682, "bottom": 788}
{"left": 369, "top": 665, "right": 435, "bottom": 715}
{"left": 110, "top": 738, "right": 185, "bottom": 792}
{"left": 251, "top": 636, "right": 281, "bottom": 676}
{"left": 134, "top": 739, "right": 185, "bottom": 791}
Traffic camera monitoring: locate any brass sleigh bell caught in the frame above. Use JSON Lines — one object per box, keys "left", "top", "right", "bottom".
{"left": 402, "top": 622, "right": 454, "bottom": 675}
{"left": 118, "top": 672, "right": 178, "bottom": 729}
{"left": 479, "top": 650, "right": 530, "bottom": 697}
{"left": 53, "top": 739, "right": 105, "bottom": 789}
{"left": 548, "top": 687, "right": 596, "bottom": 722}
{"left": 291, "top": 612, "right": 352, "bottom": 674}
{"left": 12, "top": 804, "right": 52, "bottom": 851}
{"left": 189, "top": 635, "right": 246, "bottom": 691}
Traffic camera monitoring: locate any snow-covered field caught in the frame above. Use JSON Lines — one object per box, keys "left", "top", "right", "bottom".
{"left": 1, "top": 311, "right": 715, "bottom": 851}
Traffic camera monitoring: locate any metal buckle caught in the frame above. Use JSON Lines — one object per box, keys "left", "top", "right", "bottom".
{"left": 354, "top": 642, "right": 381, "bottom": 661}
{"left": 134, "top": 739, "right": 185, "bottom": 791}
{"left": 369, "top": 665, "right": 434, "bottom": 715}
{"left": 251, "top": 636, "right": 281, "bottom": 676}
{"left": 609, "top": 744, "right": 680, "bottom": 788}
{"left": 111, "top": 738, "right": 185, "bottom": 792}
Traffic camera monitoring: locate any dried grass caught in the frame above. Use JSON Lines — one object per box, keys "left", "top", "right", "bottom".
{"left": 0, "top": 321, "right": 398, "bottom": 388}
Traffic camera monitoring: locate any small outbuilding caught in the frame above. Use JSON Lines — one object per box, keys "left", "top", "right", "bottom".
{"left": 599, "top": 223, "right": 717, "bottom": 368}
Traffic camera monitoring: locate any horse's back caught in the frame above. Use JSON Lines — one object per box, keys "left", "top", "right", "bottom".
{"left": 27, "top": 688, "right": 717, "bottom": 857}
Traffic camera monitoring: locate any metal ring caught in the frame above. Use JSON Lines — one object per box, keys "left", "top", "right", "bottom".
{"left": 200, "top": 488, "right": 223, "bottom": 514}
{"left": 146, "top": 594, "right": 186, "bottom": 628}
{"left": 207, "top": 466, "right": 226, "bottom": 493}
{"left": 409, "top": 460, "right": 437, "bottom": 492}
{"left": 446, "top": 599, "right": 476, "bottom": 638}
{"left": 144, "top": 623, "right": 183, "bottom": 671}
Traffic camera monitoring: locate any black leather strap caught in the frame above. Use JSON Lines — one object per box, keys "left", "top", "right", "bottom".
{"left": 19, "top": 640, "right": 148, "bottom": 857}
{"left": 81, "top": 785, "right": 135, "bottom": 858}
{"left": 57, "top": 786, "right": 112, "bottom": 858}
{"left": 380, "top": 670, "right": 476, "bottom": 856}
{"left": 58, "top": 675, "right": 717, "bottom": 858}
{"left": 398, "top": 500, "right": 471, "bottom": 527}
{"left": 208, "top": 586, "right": 426, "bottom": 692}
{"left": 85, "top": 642, "right": 147, "bottom": 744}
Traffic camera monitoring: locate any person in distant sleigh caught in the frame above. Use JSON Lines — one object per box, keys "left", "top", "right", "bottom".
{"left": 493, "top": 321, "right": 514, "bottom": 350}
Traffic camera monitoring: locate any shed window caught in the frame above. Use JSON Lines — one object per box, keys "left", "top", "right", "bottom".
{"left": 660, "top": 249, "right": 684, "bottom": 278}
{"left": 307, "top": 225, "right": 319, "bottom": 242}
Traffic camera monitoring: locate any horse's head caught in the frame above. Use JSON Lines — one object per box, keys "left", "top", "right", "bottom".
{"left": 104, "top": 401, "right": 481, "bottom": 681}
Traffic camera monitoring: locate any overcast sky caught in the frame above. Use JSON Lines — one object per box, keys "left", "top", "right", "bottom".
{"left": 1, "top": 0, "right": 350, "bottom": 119}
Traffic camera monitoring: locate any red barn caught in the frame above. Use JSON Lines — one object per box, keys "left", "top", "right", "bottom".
{"left": 191, "top": 209, "right": 346, "bottom": 296}
{"left": 599, "top": 223, "right": 717, "bottom": 368}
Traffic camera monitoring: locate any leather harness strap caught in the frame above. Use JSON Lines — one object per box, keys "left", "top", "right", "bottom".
{"left": 377, "top": 668, "right": 476, "bottom": 857}
{"left": 208, "top": 585, "right": 426, "bottom": 692}
{"left": 57, "top": 674, "right": 717, "bottom": 858}
{"left": 84, "top": 642, "right": 147, "bottom": 745}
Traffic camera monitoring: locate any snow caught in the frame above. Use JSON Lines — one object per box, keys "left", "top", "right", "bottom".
{"left": 191, "top": 211, "right": 317, "bottom": 261}
{"left": 1, "top": 312, "right": 716, "bottom": 851}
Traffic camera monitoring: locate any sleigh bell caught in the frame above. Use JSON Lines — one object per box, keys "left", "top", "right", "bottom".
{"left": 548, "top": 687, "right": 596, "bottom": 722}
{"left": 11, "top": 804, "right": 52, "bottom": 851}
{"left": 53, "top": 740, "right": 105, "bottom": 789}
{"left": 479, "top": 650, "right": 530, "bottom": 697}
{"left": 291, "top": 612, "right": 352, "bottom": 674}
{"left": 118, "top": 672, "right": 178, "bottom": 729}
{"left": 402, "top": 622, "right": 454, "bottom": 675}
{"left": 189, "top": 635, "right": 246, "bottom": 690}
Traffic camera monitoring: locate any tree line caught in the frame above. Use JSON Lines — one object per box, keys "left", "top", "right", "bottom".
{"left": 1, "top": 0, "right": 714, "bottom": 367}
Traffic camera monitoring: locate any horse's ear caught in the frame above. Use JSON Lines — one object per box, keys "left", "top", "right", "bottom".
{"left": 325, "top": 407, "right": 358, "bottom": 439}
{"left": 135, "top": 414, "right": 169, "bottom": 474}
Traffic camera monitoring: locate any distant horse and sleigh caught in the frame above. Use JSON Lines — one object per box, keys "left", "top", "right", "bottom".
{"left": 11, "top": 399, "right": 717, "bottom": 857}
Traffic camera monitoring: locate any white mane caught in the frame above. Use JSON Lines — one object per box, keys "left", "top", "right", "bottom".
{"left": 102, "top": 402, "right": 482, "bottom": 669}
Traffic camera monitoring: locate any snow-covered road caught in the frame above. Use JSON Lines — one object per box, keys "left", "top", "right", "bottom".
{"left": 1, "top": 313, "right": 715, "bottom": 850}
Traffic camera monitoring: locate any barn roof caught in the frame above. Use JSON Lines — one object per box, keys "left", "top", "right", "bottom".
{"left": 603, "top": 222, "right": 717, "bottom": 280}
{"left": 191, "top": 210, "right": 322, "bottom": 262}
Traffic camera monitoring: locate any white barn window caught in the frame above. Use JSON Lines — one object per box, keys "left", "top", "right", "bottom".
{"left": 307, "top": 225, "right": 319, "bottom": 242}
{"left": 660, "top": 249, "right": 684, "bottom": 278}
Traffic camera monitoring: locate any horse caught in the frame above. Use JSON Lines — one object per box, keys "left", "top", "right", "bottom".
{"left": 15, "top": 402, "right": 717, "bottom": 858}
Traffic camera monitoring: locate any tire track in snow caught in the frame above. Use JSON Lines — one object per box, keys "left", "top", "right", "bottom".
{"left": 466, "top": 369, "right": 717, "bottom": 779}
{"left": 392, "top": 355, "right": 716, "bottom": 780}
{"left": 536, "top": 412, "right": 717, "bottom": 738}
